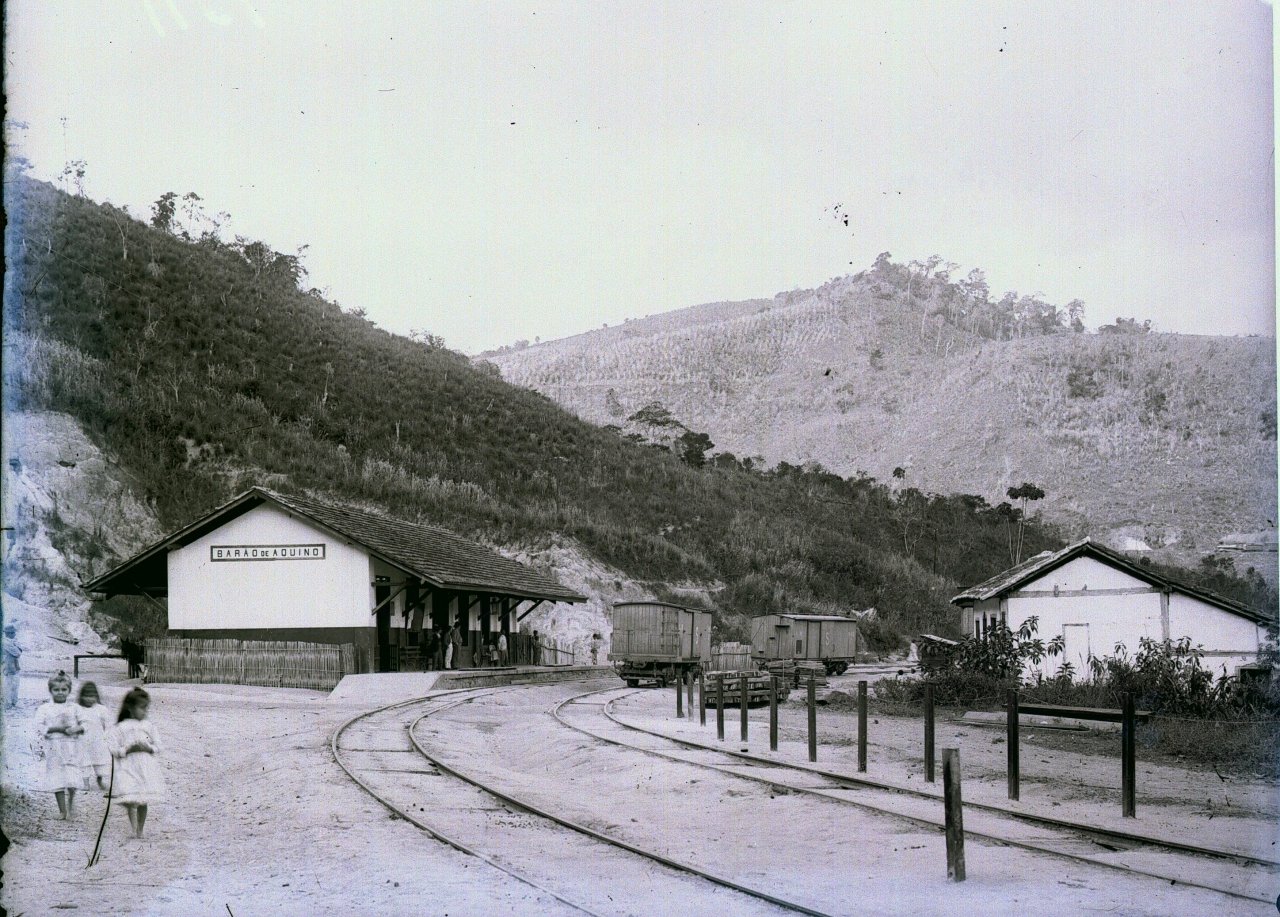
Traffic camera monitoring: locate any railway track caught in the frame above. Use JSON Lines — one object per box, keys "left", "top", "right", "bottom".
{"left": 551, "top": 685, "right": 1278, "bottom": 906}
{"left": 332, "top": 685, "right": 828, "bottom": 917}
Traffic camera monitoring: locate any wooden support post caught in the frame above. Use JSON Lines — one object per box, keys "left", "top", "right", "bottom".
{"left": 1122, "top": 692, "right": 1136, "bottom": 818}
{"left": 740, "top": 672, "right": 749, "bottom": 743}
{"left": 769, "top": 675, "right": 779, "bottom": 751}
{"left": 858, "top": 679, "right": 868, "bottom": 772}
{"left": 716, "top": 677, "right": 725, "bottom": 741}
{"left": 924, "top": 682, "right": 935, "bottom": 783}
{"left": 686, "top": 669, "right": 694, "bottom": 717}
{"left": 1007, "top": 689, "right": 1020, "bottom": 801}
{"left": 943, "top": 748, "right": 966, "bottom": 882}
{"left": 676, "top": 673, "right": 684, "bottom": 718}
{"left": 698, "top": 670, "right": 706, "bottom": 726}
{"left": 807, "top": 676, "right": 817, "bottom": 762}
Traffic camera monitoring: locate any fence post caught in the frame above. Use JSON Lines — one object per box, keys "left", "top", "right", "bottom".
{"left": 943, "top": 748, "right": 966, "bottom": 881}
{"left": 769, "top": 675, "right": 779, "bottom": 751}
{"left": 1006, "top": 689, "right": 1020, "bottom": 801}
{"left": 716, "top": 676, "right": 725, "bottom": 741}
{"left": 807, "top": 675, "right": 817, "bottom": 762}
{"left": 858, "top": 680, "right": 868, "bottom": 772}
{"left": 699, "top": 670, "right": 706, "bottom": 726}
{"left": 676, "top": 672, "right": 684, "bottom": 718}
{"left": 924, "top": 682, "right": 935, "bottom": 783}
{"left": 1121, "top": 692, "right": 1136, "bottom": 817}
{"left": 740, "top": 672, "right": 749, "bottom": 743}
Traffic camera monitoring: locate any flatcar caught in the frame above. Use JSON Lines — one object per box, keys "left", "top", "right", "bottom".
{"left": 608, "top": 601, "right": 712, "bottom": 687}
{"left": 751, "top": 613, "right": 861, "bottom": 675}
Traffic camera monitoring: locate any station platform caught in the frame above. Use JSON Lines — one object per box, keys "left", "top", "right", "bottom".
{"left": 328, "top": 664, "right": 610, "bottom": 706}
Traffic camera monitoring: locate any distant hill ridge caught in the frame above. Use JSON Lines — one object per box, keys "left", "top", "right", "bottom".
{"left": 486, "top": 266, "right": 1278, "bottom": 575}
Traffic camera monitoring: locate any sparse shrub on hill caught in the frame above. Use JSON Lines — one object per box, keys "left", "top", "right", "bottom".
{"left": 3, "top": 173, "right": 1271, "bottom": 645}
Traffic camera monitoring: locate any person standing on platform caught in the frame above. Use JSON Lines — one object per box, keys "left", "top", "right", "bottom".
{"left": 590, "top": 633, "right": 602, "bottom": 666}
{"left": 531, "top": 630, "right": 541, "bottom": 667}
{"left": 446, "top": 624, "right": 462, "bottom": 669}
{"left": 497, "top": 632, "right": 508, "bottom": 667}
{"left": 3, "top": 624, "right": 21, "bottom": 708}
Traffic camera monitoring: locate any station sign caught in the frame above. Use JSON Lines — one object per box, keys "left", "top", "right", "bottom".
{"left": 210, "top": 544, "right": 326, "bottom": 562}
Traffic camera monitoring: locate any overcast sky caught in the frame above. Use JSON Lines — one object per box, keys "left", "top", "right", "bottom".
{"left": 6, "top": 1, "right": 1275, "bottom": 353}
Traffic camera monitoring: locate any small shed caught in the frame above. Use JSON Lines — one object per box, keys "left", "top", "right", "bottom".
{"left": 951, "top": 538, "right": 1272, "bottom": 678}
{"left": 84, "top": 487, "right": 585, "bottom": 673}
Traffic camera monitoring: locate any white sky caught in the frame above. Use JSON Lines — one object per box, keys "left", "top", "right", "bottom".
{"left": 5, "top": 1, "right": 1275, "bottom": 353}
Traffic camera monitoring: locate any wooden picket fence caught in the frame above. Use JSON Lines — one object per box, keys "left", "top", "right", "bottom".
{"left": 707, "top": 641, "right": 755, "bottom": 673}
{"left": 144, "top": 638, "right": 356, "bottom": 691}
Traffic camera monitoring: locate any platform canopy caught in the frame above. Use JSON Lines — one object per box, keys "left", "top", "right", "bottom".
{"left": 83, "top": 486, "right": 586, "bottom": 605}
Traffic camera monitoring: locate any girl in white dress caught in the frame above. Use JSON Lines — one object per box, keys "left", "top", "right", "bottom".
{"left": 109, "top": 687, "right": 166, "bottom": 838}
{"left": 77, "top": 681, "right": 113, "bottom": 791}
{"left": 34, "top": 671, "right": 84, "bottom": 819}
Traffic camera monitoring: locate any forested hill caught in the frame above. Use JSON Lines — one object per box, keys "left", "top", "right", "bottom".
{"left": 3, "top": 175, "right": 1272, "bottom": 643}
{"left": 485, "top": 260, "right": 1278, "bottom": 575}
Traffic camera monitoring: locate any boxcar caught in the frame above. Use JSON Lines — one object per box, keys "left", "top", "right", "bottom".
{"left": 609, "top": 601, "right": 712, "bottom": 686}
{"left": 751, "top": 614, "right": 860, "bottom": 675}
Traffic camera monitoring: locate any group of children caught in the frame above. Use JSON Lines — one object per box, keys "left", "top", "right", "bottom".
{"left": 34, "top": 671, "right": 165, "bottom": 837}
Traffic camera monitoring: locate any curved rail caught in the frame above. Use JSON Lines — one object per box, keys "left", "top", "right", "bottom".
{"left": 407, "top": 694, "right": 838, "bottom": 917}
{"left": 331, "top": 687, "right": 608, "bottom": 917}
{"left": 551, "top": 686, "right": 1277, "bottom": 905}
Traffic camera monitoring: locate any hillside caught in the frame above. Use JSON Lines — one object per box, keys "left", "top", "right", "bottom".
{"left": 2, "top": 174, "right": 1272, "bottom": 656}
{"left": 485, "top": 268, "right": 1278, "bottom": 576}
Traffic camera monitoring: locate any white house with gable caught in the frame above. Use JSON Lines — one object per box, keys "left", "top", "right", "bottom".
{"left": 951, "top": 539, "right": 1273, "bottom": 679}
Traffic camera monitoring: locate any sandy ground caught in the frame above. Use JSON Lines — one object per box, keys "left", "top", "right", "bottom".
{"left": 4, "top": 666, "right": 1276, "bottom": 916}
{"left": 416, "top": 682, "right": 1274, "bottom": 916}
{"left": 613, "top": 679, "right": 1280, "bottom": 862}
{"left": 1, "top": 667, "right": 595, "bottom": 916}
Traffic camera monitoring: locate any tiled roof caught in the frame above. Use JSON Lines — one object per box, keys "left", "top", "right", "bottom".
{"left": 263, "top": 490, "right": 583, "bottom": 602}
{"left": 85, "top": 487, "right": 584, "bottom": 603}
{"left": 951, "top": 538, "right": 1266, "bottom": 624}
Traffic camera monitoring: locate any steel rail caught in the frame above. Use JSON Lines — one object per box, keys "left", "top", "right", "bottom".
{"left": 331, "top": 686, "right": 609, "bottom": 917}
{"left": 551, "top": 686, "right": 1275, "bottom": 906}
{"left": 408, "top": 692, "right": 838, "bottom": 917}
{"left": 595, "top": 686, "right": 1280, "bottom": 868}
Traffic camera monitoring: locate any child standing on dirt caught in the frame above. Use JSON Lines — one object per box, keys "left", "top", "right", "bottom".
{"left": 34, "top": 671, "right": 84, "bottom": 819}
{"left": 109, "top": 687, "right": 166, "bottom": 838}
{"left": 77, "top": 682, "right": 113, "bottom": 792}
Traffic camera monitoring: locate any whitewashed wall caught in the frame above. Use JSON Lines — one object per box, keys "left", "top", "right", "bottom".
{"left": 169, "top": 503, "right": 371, "bottom": 630}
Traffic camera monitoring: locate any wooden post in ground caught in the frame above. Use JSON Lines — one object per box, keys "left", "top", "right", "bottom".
{"left": 858, "top": 680, "right": 868, "bottom": 772}
{"left": 699, "top": 670, "right": 706, "bottom": 726}
{"left": 716, "top": 676, "right": 725, "bottom": 741}
{"left": 1006, "top": 689, "right": 1020, "bottom": 801}
{"left": 807, "top": 676, "right": 817, "bottom": 762}
{"left": 740, "top": 672, "right": 749, "bottom": 743}
{"left": 1121, "top": 692, "right": 1136, "bottom": 817}
{"left": 769, "top": 675, "right": 779, "bottom": 751}
{"left": 687, "top": 669, "right": 694, "bottom": 718}
{"left": 942, "top": 748, "right": 966, "bottom": 881}
{"left": 676, "top": 671, "right": 683, "bottom": 718}
{"left": 924, "top": 683, "right": 935, "bottom": 783}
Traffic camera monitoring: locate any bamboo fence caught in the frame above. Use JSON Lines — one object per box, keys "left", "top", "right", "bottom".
{"left": 144, "top": 638, "right": 356, "bottom": 691}
{"left": 707, "top": 641, "right": 755, "bottom": 672}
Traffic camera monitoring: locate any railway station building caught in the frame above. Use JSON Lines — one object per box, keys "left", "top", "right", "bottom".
{"left": 952, "top": 538, "right": 1271, "bottom": 679}
{"left": 85, "top": 487, "right": 585, "bottom": 673}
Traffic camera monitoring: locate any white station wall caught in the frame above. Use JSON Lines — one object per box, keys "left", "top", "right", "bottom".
{"left": 168, "top": 503, "right": 371, "bottom": 630}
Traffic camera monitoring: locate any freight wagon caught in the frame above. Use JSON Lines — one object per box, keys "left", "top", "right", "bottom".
{"left": 609, "top": 601, "right": 712, "bottom": 687}
{"left": 751, "top": 613, "right": 860, "bottom": 675}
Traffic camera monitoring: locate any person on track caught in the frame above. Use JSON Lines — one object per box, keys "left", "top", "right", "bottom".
{"left": 3, "top": 624, "right": 21, "bottom": 708}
